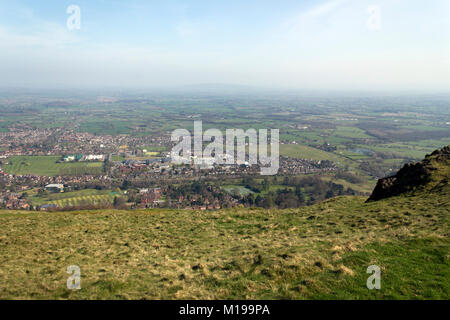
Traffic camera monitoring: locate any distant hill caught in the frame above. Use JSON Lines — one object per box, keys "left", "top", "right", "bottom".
{"left": 0, "top": 147, "right": 448, "bottom": 299}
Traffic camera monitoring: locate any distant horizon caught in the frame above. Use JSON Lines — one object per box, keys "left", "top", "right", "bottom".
{"left": 1, "top": 83, "right": 450, "bottom": 97}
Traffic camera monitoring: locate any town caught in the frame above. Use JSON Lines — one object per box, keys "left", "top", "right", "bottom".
{"left": 0, "top": 125, "right": 346, "bottom": 211}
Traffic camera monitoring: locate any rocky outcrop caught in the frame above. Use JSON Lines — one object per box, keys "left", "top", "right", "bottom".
{"left": 368, "top": 145, "right": 449, "bottom": 201}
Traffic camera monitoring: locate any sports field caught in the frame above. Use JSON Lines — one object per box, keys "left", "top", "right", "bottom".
{"left": 2, "top": 156, "right": 104, "bottom": 176}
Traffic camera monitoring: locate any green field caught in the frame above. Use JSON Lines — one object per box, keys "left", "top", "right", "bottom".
{"left": 78, "top": 121, "right": 133, "bottom": 135}
{"left": 111, "top": 155, "right": 125, "bottom": 161}
{"left": 321, "top": 175, "right": 375, "bottom": 194}
{"left": 279, "top": 144, "right": 358, "bottom": 172}
{"left": 333, "top": 126, "right": 373, "bottom": 139}
{"left": 31, "top": 189, "right": 119, "bottom": 207}
{"left": 362, "top": 139, "right": 450, "bottom": 159}
{"left": 2, "top": 156, "right": 103, "bottom": 176}
{"left": 222, "top": 185, "right": 254, "bottom": 196}
{"left": 280, "top": 144, "right": 336, "bottom": 160}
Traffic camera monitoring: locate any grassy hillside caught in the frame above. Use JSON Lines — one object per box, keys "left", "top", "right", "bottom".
{"left": 0, "top": 184, "right": 448, "bottom": 299}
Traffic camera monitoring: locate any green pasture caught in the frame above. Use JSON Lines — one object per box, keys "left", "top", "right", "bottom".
{"left": 2, "top": 156, "right": 103, "bottom": 176}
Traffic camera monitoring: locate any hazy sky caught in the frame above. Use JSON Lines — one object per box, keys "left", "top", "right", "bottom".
{"left": 0, "top": 0, "right": 449, "bottom": 91}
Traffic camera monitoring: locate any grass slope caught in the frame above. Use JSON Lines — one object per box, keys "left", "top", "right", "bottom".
{"left": 0, "top": 184, "right": 448, "bottom": 299}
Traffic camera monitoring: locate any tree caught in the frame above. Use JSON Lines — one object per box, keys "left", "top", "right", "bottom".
{"left": 255, "top": 195, "right": 263, "bottom": 207}
{"left": 262, "top": 178, "right": 270, "bottom": 192}
{"left": 262, "top": 193, "right": 274, "bottom": 208}
{"left": 122, "top": 180, "right": 130, "bottom": 190}
{"left": 113, "top": 196, "right": 126, "bottom": 209}
{"left": 325, "top": 190, "right": 334, "bottom": 199}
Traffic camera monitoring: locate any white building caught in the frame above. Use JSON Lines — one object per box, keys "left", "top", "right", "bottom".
{"left": 84, "top": 154, "right": 104, "bottom": 161}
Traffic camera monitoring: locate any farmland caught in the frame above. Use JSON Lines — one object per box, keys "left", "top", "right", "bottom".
{"left": 280, "top": 144, "right": 337, "bottom": 161}
{"left": 2, "top": 156, "right": 104, "bottom": 176}
{"left": 333, "top": 126, "right": 373, "bottom": 139}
